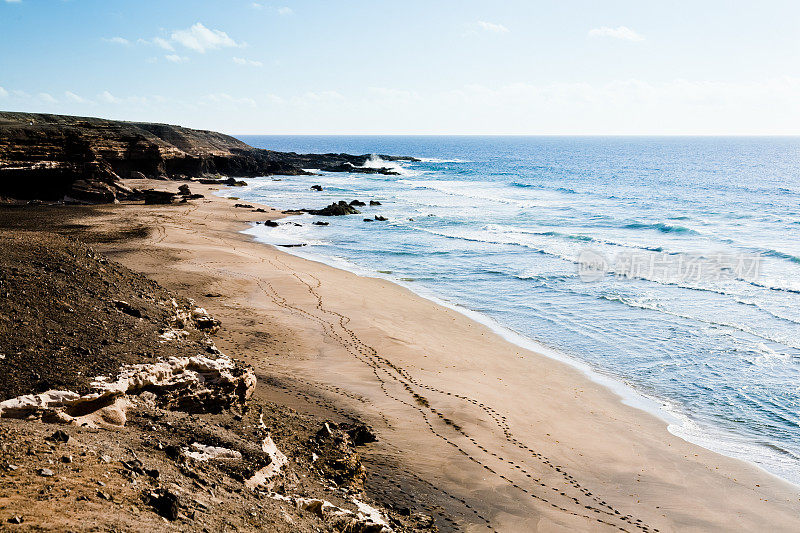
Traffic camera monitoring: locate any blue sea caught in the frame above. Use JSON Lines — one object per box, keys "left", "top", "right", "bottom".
{"left": 235, "top": 135, "right": 800, "bottom": 485}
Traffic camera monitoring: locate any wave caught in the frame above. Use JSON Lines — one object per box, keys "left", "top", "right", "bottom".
{"left": 361, "top": 154, "right": 415, "bottom": 176}
{"left": 509, "top": 181, "right": 577, "bottom": 194}
{"left": 623, "top": 222, "right": 698, "bottom": 235}
{"left": 416, "top": 157, "right": 471, "bottom": 163}
{"left": 762, "top": 249, "right": 800, "bottom": 264}
{"left": 595, "top": 293, "right": 800, "bottom": 350}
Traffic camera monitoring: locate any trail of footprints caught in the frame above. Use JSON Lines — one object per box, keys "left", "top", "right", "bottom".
{"left": 264, "top": 256, "right": 653, "bottom": 532}
{"left": 142, "top": 219, "right": 656, "bottom": 532}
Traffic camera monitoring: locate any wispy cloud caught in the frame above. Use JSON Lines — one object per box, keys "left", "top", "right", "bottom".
{"left": 0, "top": 86, "right": 8, "bottom": 98}
{"left": 64, "top": 91, "right": 90, "bottom": 104}
{"left": 588, "top": 26, "right": 644, "bottom": 42}
{"left": 99, "top": 91, "right": 119, "bottom": 104}
{"left": 170, "top": 22, "right": 240, "bottom": 53}
{"left": 277, "top": 7, "right": 293, "bottom": 15}
{"left": 165, "top": 54, "right": 189, "bottom": 63}
{"left": 103, "top": 36, "right": 130, "bottom": 46}
{"left": 38, "top": 92, "right": 57, "bottom": 104}
{"left": 477, "top": 21, "right": 509, "bottom": 33}
{"left": 232, "top": 57, "right": 263, "bottom": 67}
{"left": 151, "top": 37, "right": 174, "bottom": 51}
{"left": 4, "top": 0, "right": 22, "bottom": 4}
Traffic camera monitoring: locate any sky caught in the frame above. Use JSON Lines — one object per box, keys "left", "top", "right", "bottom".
{"left": 1, "top": 0, "right": 799, "bottom": 135}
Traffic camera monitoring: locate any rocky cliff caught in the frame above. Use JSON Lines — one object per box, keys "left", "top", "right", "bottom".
{"left": 0, "top": 112, "right": 414, "bottom": 203}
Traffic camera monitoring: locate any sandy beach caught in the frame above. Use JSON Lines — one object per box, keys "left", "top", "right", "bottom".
{"left": 34, "top": 178, "right": 794, "bottom": 532}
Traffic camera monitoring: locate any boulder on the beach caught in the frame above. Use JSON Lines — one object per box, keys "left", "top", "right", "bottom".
{"left": 142, "top": 189, "right": 176, "bottom": 205}
{"left": 305, "top": 201, "right": 360, "bottom": 216}
{"left": 177, "top": 184, "right": 192, "bottom": 195}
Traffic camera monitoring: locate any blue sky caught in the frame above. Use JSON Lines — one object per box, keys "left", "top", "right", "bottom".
{"left": 1, "top": 0, "right": 799, "bottom": 134}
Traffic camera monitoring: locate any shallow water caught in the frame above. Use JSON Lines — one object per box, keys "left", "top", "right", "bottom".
{"left": 234, "top": 135, "right": 800, "bottom": 485}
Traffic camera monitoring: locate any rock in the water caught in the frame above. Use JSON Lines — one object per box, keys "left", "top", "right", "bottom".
{"left": 374, "top": 215, "right": 388, "bottom": 221}
{"left": 264, "top": 220, "right": 279, "bottom": 227}
{"left": 312, "top": 221, "right": 329, "bottom": 226}
{"left": 349, "top": 199, "right": 366, "bottom": 207}
{"left": 363, "top": 218, "right": 373, "bottom": 222}
{"left": 310, "top": 185, "right": 323, "bottom": 191}
{"left": 369, "top": 200, "right": 381, "bottom": 206}
{"left": 305, "top": 201, "right": 360, "bottom": 216}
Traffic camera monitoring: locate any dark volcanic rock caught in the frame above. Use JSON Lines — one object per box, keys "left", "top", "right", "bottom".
{"left": 0, "top": 112, "right": 417, "bottom": 204}
{"left": 148, "top": 489, "right": 180, "bottom": 521}
{"left": 369, "top": 200, "right": 381, "bottom": 206}
{"left": 312, "top": 221, "right": 329, "bottom": 226}
{"left": 142, "top": 189, "right": 176, "bottom": 205}
{"left": 305, "top": 201, "right": 360, "bottom": 216}
{"left": 264, "top": 220, "right": 279, "bottom": 227}
{"left": 310, "top": 185, "right": 323, "bottom": 191}
{"left": 349, "top": 199, "right": 366, "bottom": 207}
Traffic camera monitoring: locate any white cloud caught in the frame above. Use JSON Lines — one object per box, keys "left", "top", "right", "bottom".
{"left": 0, "top": 86, "right": 7, "bottom": 98}
{"left": 4, "top": 0, "right": 22, "bottom": 3}
{"left": 64, "top": 91, "right": 89, "bottom": 103}
{"left": 165, "top": 54, "right": 189, "bottom": 63}
{"left": 170, "top": 22, "right": 240, "bottom": 53}
{"left": 38, "top": 92, "right": 57, "bottom": 104}
{"left": 251, "top": 2, "right": 264, "bottom": 9}
{"left": 103, "top": 36, "right": 130, "bottom": 46}
{"left": 588, "top": 26, "right": 644, "bottom": 42}
{"left": 151, "top": 37, "right": 174, "bottom": 51}
{"left": 99, "top": 91, "right": 119, "bottom": 104}
{"left": 232, "top": 57, "right": 263, "bottom": 67}
{"left": 277, "top": 7, "right": 293, "bottom": 15}
{"left": 477, "top": 21, "right": 509, "bottom": 33}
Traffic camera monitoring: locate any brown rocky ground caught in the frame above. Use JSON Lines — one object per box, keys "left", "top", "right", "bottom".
{"left": 0, "top": 222, "right": 436, "bottom": 532}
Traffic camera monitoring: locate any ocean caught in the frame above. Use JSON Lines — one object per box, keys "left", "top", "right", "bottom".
{"left": 234, "top": 135, "right": 800, "bottom": 485}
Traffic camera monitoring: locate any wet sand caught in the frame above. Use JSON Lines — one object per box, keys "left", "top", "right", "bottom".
{"left": 69, "top": 179, "right": 800, "bottom": 532}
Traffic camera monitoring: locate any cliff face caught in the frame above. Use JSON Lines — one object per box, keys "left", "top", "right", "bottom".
{"left": 0, "top": 112, "right": 413, "bottom": 203}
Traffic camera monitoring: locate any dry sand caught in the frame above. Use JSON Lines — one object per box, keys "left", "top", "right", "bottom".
{"left": 69, "top": 179, "right": 800, "bottom": 532}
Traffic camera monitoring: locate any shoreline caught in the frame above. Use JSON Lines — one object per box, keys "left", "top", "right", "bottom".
{"left": 54, "top": 179, "right": 800, "bottom": 531}
{"left": 243, "top": 222, "right": 800, "bottom": 490}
